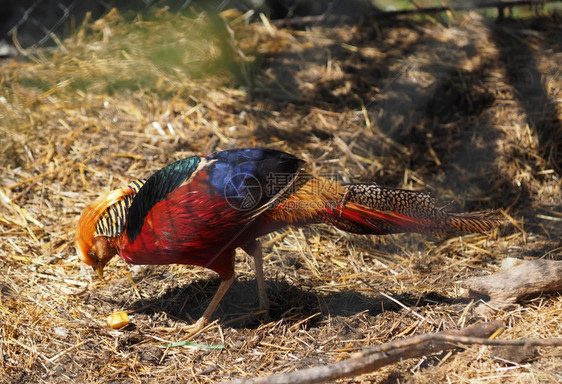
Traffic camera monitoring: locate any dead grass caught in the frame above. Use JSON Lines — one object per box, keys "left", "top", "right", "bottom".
{"left": 0, "top": 7, "right": 560, "bottom": 383}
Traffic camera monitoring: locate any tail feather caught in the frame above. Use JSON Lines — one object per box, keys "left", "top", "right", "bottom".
{"left": 267, "top": 177, "right": 501, "bottom": 237}
{"left": 325, "top": 183, "right": 501, "bottom": 236}
{"left": 446, "top": 211, "right": 501, "bottom": 234}
{"left": 332, "top": 202, "right": 441, "bottom": 235}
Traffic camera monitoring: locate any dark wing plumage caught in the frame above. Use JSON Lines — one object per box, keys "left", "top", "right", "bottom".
{"left": 205, "top": 148, "right": 305, "bottom": 213}
{"left": 126, "top": 156, "right": 201, "bottom": 242}
{"left": 124, "top": 149, "right": 304, "bottom": 242}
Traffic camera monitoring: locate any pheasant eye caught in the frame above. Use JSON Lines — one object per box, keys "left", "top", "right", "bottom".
{"left": 88, "top": 249, "right": 99, "bottom": 261}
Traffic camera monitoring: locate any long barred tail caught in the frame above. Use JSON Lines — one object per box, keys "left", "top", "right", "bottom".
{"left": 446, "top": 211, "right": 501, "bottom": 234}
{"left": 324, "top": 183, "right": 501, "bottom": 236}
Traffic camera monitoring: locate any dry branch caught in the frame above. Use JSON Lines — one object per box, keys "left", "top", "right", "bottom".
{"left": 225, "top": 321, "right": 516, "bottom": 384}
{"left": 462, "top": 259, "right": 562, "bottom": 314}
{"left": 272, "top": 0, "right": 559, "bottom": 28}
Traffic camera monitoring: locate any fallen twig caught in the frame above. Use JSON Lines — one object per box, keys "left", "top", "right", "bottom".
{"left": 225, "top": 320, "right": 562, "bottom": 384}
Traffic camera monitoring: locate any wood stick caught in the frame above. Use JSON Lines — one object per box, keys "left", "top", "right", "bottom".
{"left": 462, "top": 259, "right": 562, "bottom": 314}
{"left": 226, "top": 320, "right": 552, "bottom": 384}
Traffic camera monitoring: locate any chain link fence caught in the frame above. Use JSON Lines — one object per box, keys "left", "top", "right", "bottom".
{"left": 0, "top": 0, "right": 427, "bottom": 56}
{"left": 2, "top": 0, "right": 104, "bottom": 54}
{"left": 1, "top": 0, "right": 559, "bottom": 56}
{"left": 0, "top": 0, "right": 268, "bottom": 55}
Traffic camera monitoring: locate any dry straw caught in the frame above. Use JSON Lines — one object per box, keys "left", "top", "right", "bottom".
{"left": 0, "top": 6, "right": 560, "bottom": 383}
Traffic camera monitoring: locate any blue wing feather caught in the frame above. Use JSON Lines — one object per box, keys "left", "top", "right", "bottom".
{"left": 126, "top": 148, "right": 303, "bottom": 241}
{"left": 206, "top": 148, "right": 304, "bottom": 200}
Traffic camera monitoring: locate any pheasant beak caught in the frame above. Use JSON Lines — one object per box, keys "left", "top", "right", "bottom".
{"left": 75, "top": 235, "right": 116, "bottom": 280}
{"left": 88, "top": 237, "right": 116, "bottom": 279}
{"left": 93, "top": 263, "right": 105, "bottom": 279}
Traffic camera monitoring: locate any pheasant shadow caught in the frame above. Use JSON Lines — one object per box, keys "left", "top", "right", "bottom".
{"left": 128, "top": 277, "right": 456, "bottom": 329}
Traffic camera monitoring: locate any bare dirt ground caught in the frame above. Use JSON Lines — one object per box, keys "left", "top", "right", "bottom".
{"left": 1, "top": 8, "right": 560, "bottom": 383}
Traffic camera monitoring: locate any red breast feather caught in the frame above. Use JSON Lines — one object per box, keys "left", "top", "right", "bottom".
{"left": 118, "top": 184, "right": 259, "bottom": 279}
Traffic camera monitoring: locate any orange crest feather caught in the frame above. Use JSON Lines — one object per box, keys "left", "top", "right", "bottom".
{"left": 75, "top": 187, "right": 134, "bottom": 266}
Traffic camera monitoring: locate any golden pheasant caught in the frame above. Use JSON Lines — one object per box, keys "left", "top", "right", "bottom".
{"left": 75, "top": 148, "right": 500, "bottom": 332}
